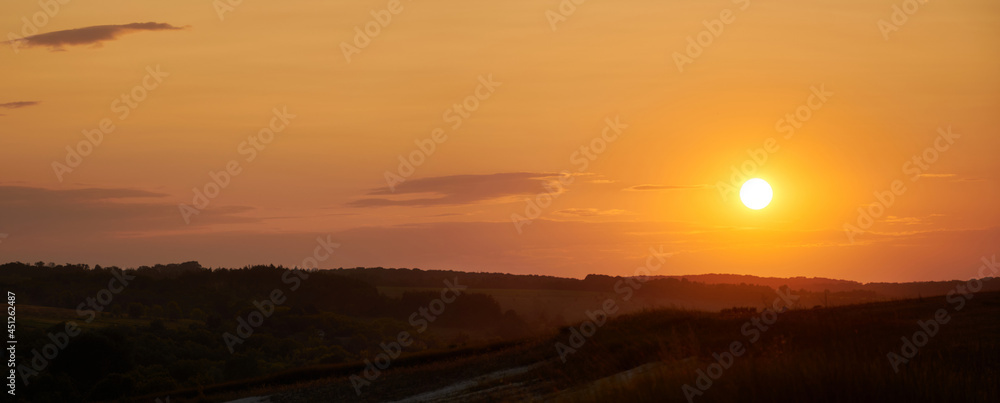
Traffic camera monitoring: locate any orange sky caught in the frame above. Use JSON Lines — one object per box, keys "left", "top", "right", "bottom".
{"left": 1, "top": 0, "right": 998, "bottom": 282}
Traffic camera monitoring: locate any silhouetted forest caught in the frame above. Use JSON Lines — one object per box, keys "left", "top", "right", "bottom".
{"left": 2, "top": 262, "right": 525, "bottom": 402}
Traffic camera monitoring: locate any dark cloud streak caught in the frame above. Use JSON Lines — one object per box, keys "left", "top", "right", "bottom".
{"left": 0, "top": 185, "right": 255, "bottom": 237}
{"left": 348, "top": 172, "right": 562, "bottom": 207}
{"left": 0, "top": 101, "right": 39, "bottom": 109}
{"left": 9, "top": 22, "right": 185, "bottom": 51}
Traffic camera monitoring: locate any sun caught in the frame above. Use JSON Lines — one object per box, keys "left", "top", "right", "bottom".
{"left": 740, "top": 178, "right": 773, "bottom": 210}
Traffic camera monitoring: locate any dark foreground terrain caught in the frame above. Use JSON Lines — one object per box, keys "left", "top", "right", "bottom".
{"left": 204, "top": 290, "right": 999, "bottom": 403}
{"left": 4, "top": 262, "right": 997, "bottom": 402}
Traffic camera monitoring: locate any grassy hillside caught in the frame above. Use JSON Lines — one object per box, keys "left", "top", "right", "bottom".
{"left": 233, "top": 290, "right": 1000, "bottom": 403}
{"left": 7, "top": 263, "right": 997, "bottom": 402}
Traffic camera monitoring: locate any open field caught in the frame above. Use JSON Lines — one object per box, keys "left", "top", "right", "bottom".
{"left": 16, "top": 304, "right": 201, "bottom": 332}
{"left": 376, "top": 286, "right": 619, "bottom": 325}
{"left": 161, "top": 290, "right": 1000, "bottom": 403}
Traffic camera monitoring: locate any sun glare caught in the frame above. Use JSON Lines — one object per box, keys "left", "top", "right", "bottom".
{"left": 740, "top": 178, "right": 773, "bottom": 210}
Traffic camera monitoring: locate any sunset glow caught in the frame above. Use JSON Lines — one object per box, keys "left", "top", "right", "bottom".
{"left": 1, "top": 0, "right": 998, "bottom": 283}
{"left": 3, "top": 2, "right": 1000, "bottom": 402}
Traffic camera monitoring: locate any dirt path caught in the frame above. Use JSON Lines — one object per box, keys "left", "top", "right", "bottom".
{"left": 386, "top": 363, "right": 542, "bottom": 403}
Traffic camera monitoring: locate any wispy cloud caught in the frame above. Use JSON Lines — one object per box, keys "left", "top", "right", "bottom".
{"left": 0, "top": 185, "right": 256, "bottom": 237}
{"left": 347, "top": 172, "right": 563, "bottom": 207}
{"left": 0, "top": 101, "right": 39, "bottom": 109}
{"left": 881, "top": 214, "right": 945, "bottom": 226}
{"left": 8, "top": 22, "right": 185, "bottom": 51}
{"left": 916, "top": 174, "right": 991, "bottom": 183}
{"left": 624, "top": 184, "right": 711, "bottom": 191}
{"left": 555, "top": 208, "right": 627, "bottom": 217}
